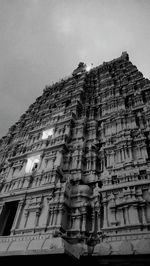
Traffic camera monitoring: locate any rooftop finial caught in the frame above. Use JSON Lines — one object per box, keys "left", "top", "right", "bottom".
{"left": 121, "top": 51, "right": 129, "bottom": 60}
{"left": 72, "top": 62, "right": 87, "bottom": 76}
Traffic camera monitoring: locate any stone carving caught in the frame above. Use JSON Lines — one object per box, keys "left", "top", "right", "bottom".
{"left": 0, "top": 52, "right": 150, "bottom": 262}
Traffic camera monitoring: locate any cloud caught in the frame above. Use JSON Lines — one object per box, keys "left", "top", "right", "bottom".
{"left": 0, "top": 0, "right": 150, "bottom": 138}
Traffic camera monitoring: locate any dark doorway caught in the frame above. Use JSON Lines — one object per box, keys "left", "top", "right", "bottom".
{"left": 0, "top": 201, "right": 18, "bottom": 236}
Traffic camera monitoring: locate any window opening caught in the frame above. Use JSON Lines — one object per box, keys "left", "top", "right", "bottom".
{"left": 0, "top": 201, "right": 18, "bottom": 236}
{"left": 42, "top": 128, "right": 54, "bottom": 140}
{"left": 65, "top": 99, "right": 71, "bottom": 107}
{"left": 32, "top": 162, "right": 39, "bottom": 172}
{"left": 25, "top": 155, "right": 40, "bottom": 173}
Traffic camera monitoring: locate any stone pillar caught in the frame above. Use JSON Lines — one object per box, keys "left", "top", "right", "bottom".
{"left": 24, "top": 210, "right": 29, "bottom": 228}
{"left": 97, "top": 210, "right": 101, "bottom": 232}
{"left": 51, "top": 174, "right": 55, "bottom": 183}
{"left": 128, "top": 146, "right": 132, "bottom": 160}
{"left": 89, "top": 157, "right": 92, "bottom": 170}
{"left": 53, "top": 207, "right": 58, "bottom": 227}
{"left": 74, "top": 215, "right": 80, "bottom": 232}
{"left": 145, "top": 205, "right": 150, "bottom": 223}
{"left": 77, "top": 156, "right": 82, "bottom": 169}
{"left": 71, "top": 215, "right": 76, "bottom": 229}
{"left": 117, "top": 207, "right": 124, "bottom": 226}
{"left": 49, "top": 208, "right": 54, "bottom": 226}
{"left": 11, "top": 200, "right": 25, "bottom": 233}
{"left": 111, "top": 121, "right": 114, "bottom": 133}
{"left": 123, "top": 148, "right": 126, "bottom": 161}
{"left": 35, "top": 209, "right": 41, "bottom": 227}
{"left": 110, "top": 207, "right": 117, "bottom": 226}
{"left": 141, "top": 145, "right": 148, "bottom": 159}
{"left": 140, "top": 204, "right": 147, "bottom": 224}
{"left": 101, "top": 159, "right": 104, "bottom": 172}
{"left": 108, "top": 195, "right": 117, "bottom": 226}
{"left": 91, "top": 209, "right": 95, "bottom": 232}
{"left": 111, "top": 151, "right": 114, "bottom": 166}
{"left": 124, "top": 206, "right": 130, "bottom": 225}
{"left": 81, "top": 211, "right": 86, "bottom": 232}
{"left": 108, "top": 153, "right": 111, "bottom": 167}
{"left": 102, "top": 198, "right": 108, "bottom": 228}
{"left": 124, "top": 148, "right": 129, "bottom": 161}
{"left": 128, "top": 204, "right": 140, "bottom": 225}
{"left": 56, "top": 207, "right": 63, "bottom": 227}
{"left": 73, "top": 157, "right": 77, "bottom": 169}
{"left": 120, "top": 149, "right": 123, "bottom": 162}
{"left": 118, "top": 150, "right": 121, "bottom": 163}
{"left": 44, "top": 207, "right": 51, "bottom": 229}
{"left": 93, "top": 157, "right": 97, "bottom": 171}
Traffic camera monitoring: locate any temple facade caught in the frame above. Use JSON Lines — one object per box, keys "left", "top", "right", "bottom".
{"left": 0, "top": 52, "right": 150, "bottom": 264}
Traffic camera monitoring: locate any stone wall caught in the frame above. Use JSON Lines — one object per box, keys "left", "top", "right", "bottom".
{"left": 0, "top": 52, "right": 150, "bottom": 259}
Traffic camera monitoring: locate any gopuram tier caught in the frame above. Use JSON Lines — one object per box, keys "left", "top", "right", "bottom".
{"left": 0, "top": 52, "right": 150, "bottom": 264}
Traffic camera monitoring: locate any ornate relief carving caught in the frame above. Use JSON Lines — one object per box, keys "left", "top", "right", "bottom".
{"left": 0, "top": 52, "right": 150, "bottom": 259}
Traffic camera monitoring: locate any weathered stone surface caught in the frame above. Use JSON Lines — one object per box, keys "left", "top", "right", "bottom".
{"left": 119, "top": 241, "right": 133, "bottom": 255}
{"left": 135, "top": 239, "right": 150, "bottom": 254}
{"left": 8, "top": 240, "right": 27, "bottom": 252}
{"left": 0, "top": 52, "right": 150, "bottom": 262}
{"left": 42, "top": 237, "right": 64, "bottom": 250}
{"left": 94, "top": 243, "right": 111, "bottom": 255}
{"left": 0, "top": 241, "right": 12, "bottom": 252}
{"left": 27, "top": 238, "right": 45, "bottom": 251}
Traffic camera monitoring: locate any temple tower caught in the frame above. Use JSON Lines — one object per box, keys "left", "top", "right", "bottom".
{"left": 0, "top": 52, "right": 150, "bottom": 264}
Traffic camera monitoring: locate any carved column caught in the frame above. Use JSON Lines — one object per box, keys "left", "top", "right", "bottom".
{"left": 108, "top": 194, "right": 117, "bottom": 226}
{"left": 53, "top": 207, "right": 58, "bottom": 227}
{"left": 49, "top": 207, "right": 54, "bottom": 226}
{"left": 81, "top": 207, "right": 86, "bottom": 232}
{"left": 44, "top": 207, "right": 51, "bottom": 229}
{"left": 145, "top": 204, "right": 150, "bottom": 223}
{"left": 140, "top": 203, "right": 147, "bottom": 224}
{"left": 110, "top": 151, "right": 114, "bottom": 167}
{"left": 75, "top": 215, "right": 80, "bottom": 232}
{"left": 51, "top": 173, "right": 55, "bottom": 183}
{"left": 124, "top": 147, "right": 129, "bottom": 161}
{"left": 124, "top": 205, "right": 130, "bottom": 225}
{"left": 56, "top": 206, "right": 63, "bottom": 227}
{"left": 77, "top": 155, "right": 82, "bottom": 169}
{"left": 24, "top": 209, "right": 29, "bottom": 228}
{"left": 117, "top": 206, "right": 124, "bottom": 226}
{"left": 35, "top": 209, "right": 41, "bottom": 227}
{"left": 118, "top": 150, "right": 121, "bottom": 163}
{"left": 122, "top": 148, "right": 125, "bottom": 161}
{"left": 11, "top": 200, "right": 25, "bottom": 234}
{"left": 128, "top": 204, "right": 140, "bottom": 225}
{"left": 71, "top": 215, "right": 76, "bottom": 230}
{"left": 102, "top": 195, "right": 108, "bottom": 228}
{"left": 97, "top": 209, "right": 101, "bottom": 232}
{"left": 128, "top": 146, "right": 132, "bottom": 160}
{"left": 93, "top": 156, "right": 97, "bottom": 171}
{"left": 141, "top": 145, "right": 148, "bottom": 159}
{"left": 91, "top": 209, "right": 95, "bottom": 232}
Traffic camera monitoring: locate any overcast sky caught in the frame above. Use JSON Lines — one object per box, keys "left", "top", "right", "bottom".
{"left": 0, "top": 0, "right": 150, "bottom": 138}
